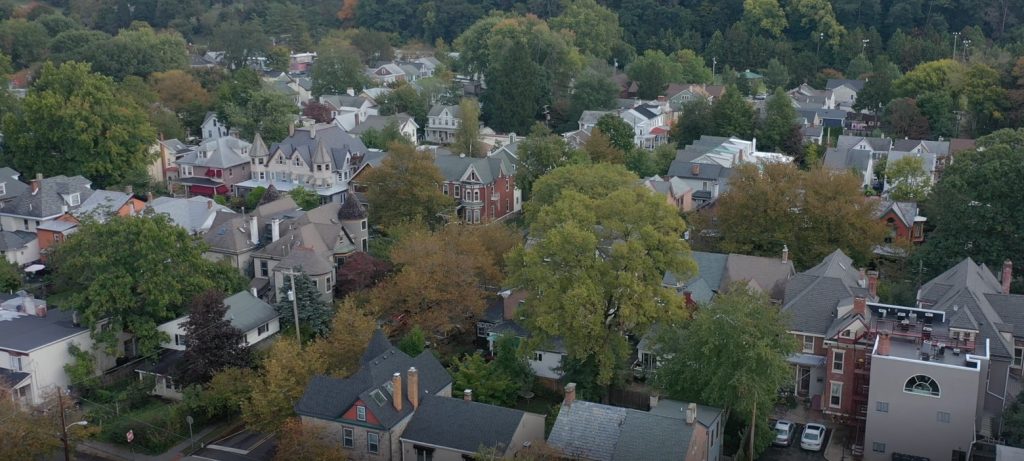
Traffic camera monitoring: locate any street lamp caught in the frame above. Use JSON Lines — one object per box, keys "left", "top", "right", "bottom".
{"left": 816, "top": 32, "right": 824, "bottom": 56}
{"left": 60, "top": 417, "right": 88, "bottom": 461}
{"left": 952, "top": 32, "right": 961, "bottom": 59}
{"left": 962, "top": 39, "right": 971, "bottom": 61}
{"left": 861, "top": 39, "right": 870, "bottom": 55}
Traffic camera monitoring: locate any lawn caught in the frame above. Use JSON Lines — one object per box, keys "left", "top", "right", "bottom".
{"left": 93, "top": 397, "right": 195, "bottom": 455}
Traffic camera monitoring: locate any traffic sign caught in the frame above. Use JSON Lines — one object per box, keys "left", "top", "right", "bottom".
{"left": 126, "top": 429, "right": 134, "bottom": 443}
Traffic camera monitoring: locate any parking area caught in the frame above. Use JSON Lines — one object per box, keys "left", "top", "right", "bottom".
{"left": 758, "top": 422, "right": 831, "bottom": 461}
{"left": 188, "top": 429, "right": 276, "bottom": 461}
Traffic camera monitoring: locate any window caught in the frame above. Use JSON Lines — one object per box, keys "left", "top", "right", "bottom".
{"left": 414, "top": 446, "right": 434, "bottom": 461}
{"left": 872, "top": 442, "right": 886, "bottom": 453}
{"left": 443, "top": 184, "right": 448, "bottom": 195}
{"left": 174, "top": 334, "right": 188, "bottom": 347}
{"left": 10, "top": 356, "right": 22, "bottom": 371}
{"left": 342, "top": 427, "right": 354, "bottom": 448}
{"left": 841, "top": 329, "right": 853, "bottom": 338}
{"left": 454, "top": 185, "right": 460, "bottom": 197}
{"left": 702, "top": 181, "right": 709, "bottom": 191}
{"left": 361, "top": 220, "right": 367, "bottom": 231}
{"left": 1015, "top": 347, "right": 1023, "bottom": 368}
{"left": 23, "top": 219, "right": 29, "bottom": 230}
{"left": 832, "top": 350, "right": 845, "bottom": 373}
{"left": 937, "top": 411, "right": 951, "bottom": 423}
{"left": 803, "top": 335, "right": 815, "bottom": 353}
{"left": 904, "top": 375, "right": 940, "bottom": 397}
{"left": 505, "top": 179, "right": 509, "bottom": 191}
{"left": 876, "top": 401, "right": 889, "bottom": 413}
{"left": 473, "top": 190, "right": 480, "bottom": 201}
{"left": 259, "top": 260, "right": 269, "bottom": 278}
{"left": 367, "top": 432, "right": 379, "bottom": 454}
{"left": 829, "top": 381, "right": 842, "bottom": 408}
{"left": 356, "top": 405, "right": 366, "bottom": 421}
{"left": 532, "top": 352, "right": 543, "bottom": 362}
{"left": 0, "top": 183, "right": 6, "bottom": 195}
{"left": 293, "top": 158, "right": 300, "bottom": 166}
{"left": 257, "top": 323, "right": 269, "bottom": 336}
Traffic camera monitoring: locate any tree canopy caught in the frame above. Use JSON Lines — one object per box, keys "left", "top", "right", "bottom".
{"left": 363, "top": 143, "right": 453, "bottom": 230}
{"left": 177, "top": 290, "right": 253, "bottom": 387}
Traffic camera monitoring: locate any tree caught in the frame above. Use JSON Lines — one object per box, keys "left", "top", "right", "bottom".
{"left": 671, "top": 49, "right": 713, "bottom": 85}
{"left": 363, "top": 143, "right": 453, "bottom": 231}
{"left": 311, "top": 40, "right": 368, "bottom": 97}
{"left": 654, "top": 287, "right": 798, "bottom": 456}
{"left": 742, "top": 0, "right": 788, "bottom": 38}
{"left": 49, "top": 213, "right": 246, "bottom": 356}
{"left": 220, "top": 85, "right": 297, "bottom": 142}
{"left": 177, "top": 290, "right": 253, "bottom": 387}
{"left": 885, "top": 156, "right": 932, "bottom": 202}
{"left": 307, "top": 299, "right": 377, "bottom": 376}
{"left": 854, "top": 57, "right": 899, "bottom": 113}
{"left": 759, "top": 88, "right": 798, "bottom": 152}
{"left": 1, "top": 62, "right": 156, "bottom": 188}
{"left": 516, "top": 123, "right": 572, "bottom": 199}
{"left": 182, "top": 367, "right": 254, "bottom": 422}
{"left": 595, "top": 114, "right": 634, "bottom": 152}
{"left": 397, "top": 325, "right": 426, "bottom": 356}
{"left": 452, "top": 98, "right": 485, "bottom": 157}
{"left": 846, "top": 54, "right": 873, "bottom": 79}
{"left": 1001, "top": 391, "right": 1024, "bottom": 447}
{"left": 0, "top": 394, "right": 76, "bottom": 460}
{"left": 376, "top": 83, "right": 429, "bottom": 128}
{"left": 242, "top": 337, "right": 327, "bottom": 432}
{"left": 148, "top": 69, "right": 210, "bottom": 113}
{"left": 549, "top": 0, "right": 629, "bottom": 61}
{"left": 915, "top": 129, "right": 1024, "bottom": 279}
{"left": 0, "top": 259, "right": 20, "bottom": 292}
{"left": 288, "top": 187, "right": 320, "bottom": 210}
{"left": 275, "top": 273, "right": 333, "bottom": 340}
{"left": 507, "top": 163, "right": 695, "bottom": 386}
{"left": 789, "top": 0, "right": 846, "bottom": 46}
{"left": 762, "top": 58, "right": 790, "bottom": 90}
{"left": 0, "top": 19, "right": 50, "bottom": 68}
{"left": 882, "top": 98, "right": 931, "bottom": 139}
{"left": 582, "top": 128, "right": 625, "bottom": 164}
{"left": 274, "top": 418, "right": 348, "bottom": 461}
{"left": 302, "top": 101, "right": 334, "bottom": 124}
{"left": 626, "top": 50, "right": 682, "bottom": 99}
{"left": 894, "top": 59, "right": 964, "bottom": 99}
{"left": 213, "top": 21, "right": 269, "bottom": 71}
{"left": 670, "top": 99, "right": 712, "bottom": 147}
{"left": 267, "top": 46, "right": 291, "bottom": 73}
{"left": 336, "top": 252, "right": 391, "bottom": 296}
{"left": 49, "top": 29, "right": 110, "bottom": 63}
{"left": 346, "top": 28, "right": 395, "bottom": 63}
{"left": 86, "top": 26, "right": 188, "bottom": 80}
{"left": 714, "top": 163, "right": 887, "bottom": 268}
{"left": 451, "top": 352, "right": 519, "bottom": 405}
{"left": 653, "top": 144, "right": 677, "bottom": 175}
{"left": 710, "top": 85, "right": 755, "bottom": 138}
{"left": 566, "top": 65, "right": 618, "bottom": 129}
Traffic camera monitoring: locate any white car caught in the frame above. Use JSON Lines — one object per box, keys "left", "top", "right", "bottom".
{"left": 773, "top": 420, "right": 796, "bottom": 446}
{"left": 800, "top": 423, "right": 827, "bottom": 451}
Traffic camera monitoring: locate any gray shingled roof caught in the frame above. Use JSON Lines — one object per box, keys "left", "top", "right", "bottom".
{"left": 823, "top": 147, "right": 872, "bottom": 173}
{"left": 428, "top": 104, "right": 459, "bottom": 117}
{"left": 0, "top": 230, "right": 35, "bottom": 251}
{"left": 825, "top": 79, "right": 865, "bottom": 92}
{"left": 274, "top": 246, "right": 334, "bottom": 275}
{"left": 75, "top": 190, "right": 132, "bottom": 220}
{"left": 347, "top": 114, "right": 415, "bottom": 135}
{"left": 0, "top": 367, "right": 30, "bottom": 388}
{"left": 0, "top": 168, "right": 30, "bottom": 201}
{"left": 151, "top": 196, "right": 233, "bottom": 234}
{"left": 176, "top": 136, "right": 252, "bottom": 169}
{"left": 223, "top": 291, "right": 279, "bottom": 333}
{"left": 0, "top": 296, "right": 86, "bottom": 353}
{"left": 782, "top": 250, "right": 872, "bottom": 335}
{"left": 401, "top": 395, "right": 529, "bottom": 453}
{"left": 666, "top": 161, "right": 732, "bottom": 180}
{"left": 877, "top": 200, "right": 920, "bottom": 228}
{"left": 267, "top": 123, "right": 368, "bottom": 173}
{"left": 433, "top": 151, "right": 513, "bottom": 184}
{"left": 0, "top": 175, "right": 93, "bottom": 218}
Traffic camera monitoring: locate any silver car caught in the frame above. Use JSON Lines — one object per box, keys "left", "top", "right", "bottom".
{"left": 773, "top": 420, "right": 796, "bottom": 446}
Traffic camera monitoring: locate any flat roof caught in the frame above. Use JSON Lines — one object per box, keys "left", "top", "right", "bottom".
{"left": 882, "top": 336, "right": 980, "bottom": 368}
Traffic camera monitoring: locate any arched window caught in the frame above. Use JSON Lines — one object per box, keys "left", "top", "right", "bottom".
{"left": 904, "top": 375, "right": 940, "bottom": 397}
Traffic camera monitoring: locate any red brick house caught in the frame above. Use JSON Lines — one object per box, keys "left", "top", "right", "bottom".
{"left": 433, "top": 149, "right": 521, "bottom": 224}
{"left": 877, "top": 200, "right": 926, "bottom": 244}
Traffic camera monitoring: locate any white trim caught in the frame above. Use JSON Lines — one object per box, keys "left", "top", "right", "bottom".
{"left": 398, "top": 438, "right": 475, "bottom": 455}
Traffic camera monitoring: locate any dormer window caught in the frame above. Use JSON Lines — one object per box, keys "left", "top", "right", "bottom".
{"left": 356, "top": 405, "right": 366, "bottom": 421}
{"left": 0, "top": 183, "right": 5, "bottom": 195}
{"left": 68, "top": 193, "right": 80, "bottom": 206}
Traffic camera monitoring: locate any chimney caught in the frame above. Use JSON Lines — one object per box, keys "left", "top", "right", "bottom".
{"left": 271, "top": 219, "right": 281, "bottom": 242}
{"left": 392, "top": 372, "right": 402, "bottom": 412}
{"left": 649, "top": 394, "right": 660, "bottom": 409}
{"left": 407, "top": 367, "right": 419, "bottom": 409}
{"left": 23, "top": 295, "right": 34, "bottom": 315}
{"left": 502, "top": 290, "right": 524, "bottom": 321}
{"left": 685, "top": 402, "right": 697, "bottom": 425}
{"left": 310, "top": 124, "right": 317, "bottom": 139}
{"left": 159, "top": 134, "right": 169, "bottom": 182}
{"left": 463, "top": 389, "right": 472, "bottom": 401}
{"left": 877, "top": 333, "right": 891, "bottom": 356}
{"left": 853, "top": 296, "right": 867, "bottom": 317}
{"left": 250, "top": 287, "right": 258, "bottom": 297}
{"left": 207, "top": 200, "right": 214, "bottom": 210}
{"left": 683, "top": 290, "right": 694, "bottom": 307}
{"left": 564, "top": 383, "right": 577, "bottom": 407}
{"left": 782, "top": 245, "right": 789, "bottom": 263}
{"left": 690, "top": 164, "right": 700, "bottom": 176}
{"left": 858, "top": 268, "right": 867, "bottom": 288}
{"left": 146, "top": 191, "right": 154, "bottom": 202}
{"left": 31, "top": 173, "right": 42, "bottom": 194}
{"left": 124, "top": 185, "right": 134, "bottom": 196}
{"left": 288, "top": 122, "right": 295, "bottom": 137}
{"left": 249, "top": 215, "right": 259, "bottom": 245}
{"left": 36, "top": 304, "right": 47, "bottom": 317}
{"left": 1003, "top": 260, "right": 1013, "bottom": 295}
{"left": 867, "top": 271, "right": 879, "bottom": 298}
{"left": 346, "top": 87, "right": 355, "bottom": 97}
{"left": 72, "top": 311, "right": 80, "bottom": 327}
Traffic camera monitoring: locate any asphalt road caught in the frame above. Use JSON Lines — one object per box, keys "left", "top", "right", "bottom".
{"left": 759, "top": 422, "right": 831, "bottom": 461}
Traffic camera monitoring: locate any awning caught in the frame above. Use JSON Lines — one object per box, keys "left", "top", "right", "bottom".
{"left": 787, "top": 353, "right": 826, "bottom": 367}
{"left": 24, "top": 264, "right": 45, "bottom": 273}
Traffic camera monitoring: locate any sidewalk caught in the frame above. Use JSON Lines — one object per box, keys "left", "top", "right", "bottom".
{"left": 824, "top": 425, "right": 854, "bottom": 461}
{"left": 77, "top": 424, "right": 223, "bottom": 461}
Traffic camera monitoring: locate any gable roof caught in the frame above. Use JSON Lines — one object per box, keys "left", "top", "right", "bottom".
{"left": 877, "top": 200, "right": 920, "bottom": 228}
{"left": 177, "top": 136, "right": 252, "bottom": 169}
{"left": 0, "top": 230, "right": 35, "bottom": 251}
{"left": 151, "top": 196, "right": 233, "bottom": 235}
{"left": 401, "top": 395, "right": 532, "bottom": 454}
{"left": 782, "top": 250, "right": 873, "bottom": 335}
{"left": 223, "top": 291, "right": 279, "bottom": 333}
{"left": 825, "top": 79, "right": 865, "bottom": 92}
{"left": 0, "top": 168, "right": 30, "bottom": 201}
{"left": 267, "top": 123, "right": 368, "bottom": 173}
{"left": 295, "top": 333, "right": 452, "bottom": 429}
{"left": 428, "top": 104, "right": 459, "bottom": 118}
{"left": 74, "top": 190, "right": 133, "bottom": 220}
{"left": 0, "top": 294, "right": 86, "bottom": 353}
{"left": 347, "top": 114, "right": 417, "bottom": 135}
{"left": 823, "top": 147, "right": 872, "bottom": 174}
{"left": 0, "top": 175, "right": 93, "bottom": 219}
{"left": 434, "top": 150, "right": 512, "bottom": 184}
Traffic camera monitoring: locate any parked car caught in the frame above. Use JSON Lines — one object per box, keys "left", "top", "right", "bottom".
{"left": 800, "top": 423, "right": 827, "bottom": 451}
{"left": 773, "top": 420, "right": 796, "bottom": 447}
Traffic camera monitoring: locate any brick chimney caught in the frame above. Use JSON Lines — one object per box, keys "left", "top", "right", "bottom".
{"left": 782, "top": 245, "right": 789, "bottom": 263}
{"left": 124, "top": 185, "right": 134, "bottom": 196}
{"left": 877, "top": 333, "right": 891, "bottom": 356}
{"left": 392, "top": 372, "right": 402, "bottom": 412}
{"left": 564, "top": 383, "right": 577, "bottom": 407}
{"left": 683, "top": 290, "right": 694, "bottom": 307}
{"left": 407, "top": 367, "right": 419, "bottom": 409}
{"left": 502, "top": 289, "right": 525, "bottom": 321}
{"left": 30, "top": 173, "right": 42, "bottom": 194}
{"left": 1003, "top": 260, "right": 1013, "bottom": 295}
{"left": 463, "top": 389, "right": 472, "bottom": 401}
{"left": 853, "top": 296, "right": 867, "bottom": 317}
{"left": 867, "top": 271, "right": 879, "bottom": 298}
{"left": 858, "top": 268, "right": 867, "bottom": 288}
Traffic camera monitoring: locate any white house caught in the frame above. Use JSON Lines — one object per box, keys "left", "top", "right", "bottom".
{"left": 0, "top": 231, "right": 39, "bottom": 266}
{"left": 139, "top": 290, "right": 280, "bottom": 399}
{"left": 0, "top": 292, "right": 115, "bottom": 405}
{"left": 425, "top": 104, "right": 460, "bottom": 144}
{"left": 201, "top": 112, "right": 229, "bottom": 140}
{"left": 347, "top": 113, "right": 420, "bottom": 145}
{"left": 320, "top": 93, "right": 378, "bottom": 131}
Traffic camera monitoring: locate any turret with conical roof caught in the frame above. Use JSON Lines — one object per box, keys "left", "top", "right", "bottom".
{"left": 251, "top": 132, "right": 269, "bottom": 158}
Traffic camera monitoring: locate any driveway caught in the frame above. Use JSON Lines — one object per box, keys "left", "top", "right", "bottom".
{"left": 759, "top": 422, "right": 831, "bottom": 461}
{"left": 187, "top": 429, "right": 276, "bottom": 461}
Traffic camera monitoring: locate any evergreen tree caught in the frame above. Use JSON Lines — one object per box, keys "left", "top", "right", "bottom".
{"left": 670, "top": 99, "right": 712, "bottom": 147}
{"left": 275, "top": 273, "right": 333, "bottom": 340}
{"left": 710, "top": 85, "right": 755, "bottom": 138}
{"left": 177, "top": 290, "right": 253, "bottom": 387}
{"left": 759, "top": 88, "right": 798, "bottom": 152}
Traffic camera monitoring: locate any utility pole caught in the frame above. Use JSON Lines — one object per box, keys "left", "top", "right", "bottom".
{"left": 712, "top": 57, "right": 717, "bottom": 79}
{"left": 749, "top": 390, "right": 757, "bottom": 461}
{"left": 284, "top": 269, "right": 301, "bottom": 343}
{"left": 862, "top": 39, "right": 870, "bottom": 55}
{"left": 59, "top": 391, "right": 69, "bottom": 461}
{"left": 952, "top": 32, "right": 960, "bottom": 60}
{"left": 816, "top": 32, "right": 824, "bottom": 57}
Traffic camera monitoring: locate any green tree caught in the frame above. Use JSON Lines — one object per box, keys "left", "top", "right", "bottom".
{"left": 177, "top": 290, "right": 253, "bottom": 387}
{"left": 626, "top": 50, "right": 683, "bottom": 99}
{"left": 582, "top": 128, "right": 625, "bottom": 164}
{"left": 654, "top": 287, "right": 798, "bottom": 457}
{"left": 549, "top": 0, "right": 629, "bottom": 61}
{"left": 49, "top": 213, "right": 246, "bottom": 356}
{"left": 916, "top": 129, "right": 1024, "bottom": 279}
{"left": 670, "top": 99, "right": 712, "bottom": 147}
{"left": 453, "top": 98, "right": 485, "bottom": 157}
{"left": 762, "top": 58, "right": 790, "bottom": 90}
{"left": 742, "top": 0, "right": 788, "bottom": 38}
{"left": 882, "top": 98, "right": 931, "bottom": 139}
{"left": 566, "top": 65, "right": 618, "bottom": 129}
{"left": 653, "top": 143, "right": 677, "bottom": 175}
{"left": 1, "top": 61, "right": 156, "bottom": 188}
{"left": 363, "top": 143, "right": 453, "bottom": 230}
{"left": 311, "top": 39, "right": 368, "bottom": 97}
{"left": 894, "top": 59, "right": 963, "bottom": 100}
{"left": 242, "top": 337, "right": 327, "bottom": 432}
{"left": 49, "top": 29, "right": 110, "bottom": 63}
{"left": 0, "top": 395, "right": 68, "bottom": 459}
{"left": 451, "top": 352, "right": 519, "bottom": 405}
{"left": 516, "top": 123, "right": 572, "bottom": 199}
{"left": 671, "top": 49, "right": 713, "bottom": 84}
{"left": 266, "top": 46, "right": 291, "bottom": 73}
{"left": 759, "top": 88, "right": 798, "bottom": 152}
{"left": 397, "top": 325, "right": 426, "bottom": 356}
{"left": 885, "top": 156, "right": 932, "bottom": 202}
{"left": 1001, "top": 391, "right": 1024, "bottom": 447}
{"left": 360, "top": 120, "right": 413, "bottom": 150}
{"left": 376, "top": 83, "right": 429, "bottom": 129}
{"left": 219, "top": 84, "right": 296, "bottom": 142}
{"left": 345, "top": 28, "right": 395, "bottom": 63}
{"left": 595, "top": 113, "right": 634, "bottom": 152}
{"left": 710, "top": 85, "right": 755, "bottom": 138}
{"left": 507, "top": 163, "right": 695, "bottom": 385}
{"left": 275, "top": 273, "right": 333, "bottom": 340}
{"left": 916, "top": 91, "right": 956, "bottom": 138}
{"left": 846, "top": 54, "right": 873, "bottom": 79}
{"left": 213, "top": 21, "right": 269, "bottom": 71}
{"left": 854, "top": 57, "right": 899, "bottom": 113}
{"left": 289, "top": 187, "right": 321, "bottom": 211}
{"left": 0, "top": 258, "right": 20, "bottom": 292}
{"left": 87, "top": 25, "right": 188, "bottom": 80}
{"left": 789, "top": 0, "right": 846, "bottom": 46}
{"left": 0, "top": 19, "right": 50, "bottom": 68}
{"left": 491, "top": 334, "right": 534, "bottom": 394}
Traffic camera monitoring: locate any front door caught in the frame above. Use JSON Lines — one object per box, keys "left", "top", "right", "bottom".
{"left": 798, "top": 366, "right": 811, "bottom": 397}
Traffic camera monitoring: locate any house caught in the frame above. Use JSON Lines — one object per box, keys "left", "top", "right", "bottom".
{"left": 73, "top": 189, "right": 145, "bottom": 221}
{"left": 172, "top": 135, "right": 253, "bottom": 197}
{"left": 149, "top": 196, "right": 234, "bottom": 235}
{"left": 0, "top": 292, "right": 115, "bottom": 405}
{"left": 845, "top": 112, "right": 881, "bottom": 134}
{"left": 0, "top": 167, "right": 30, "bottom": 207}
{"left": 347, "top": 113, "right": 419, "bottom": 145}
{"left": 367, "top": 63, "right": 407, "bottom": 85}
{"left": 296, "top": 330, "right": 453, "bottom": 460}
{"left": 823, "top": 147, "right": 874, "bottom": 188}
{"left": 320, "top": 93, "right": 378, "bottom": 131}
{"left": 876, "top": 200, "right": 926, "bottom": 246}
{"left": 548, "top": 384, "right": 724, "bottom": 461}
{"left": 238, "top": 123, "right": 370, "bottom": 204}
{"left": 201, "top": 112, "right": 229, "bottom": 140}
{"left": 663, "top": 83, "right": 713, "bottom": 111}
{"left": 642, "top": 175, "right": 693, "bottom": 212}
{"left": 479, "top": 289, "right": 566, "bottom": 383}
{"left": 137, "top": 290, "right": 280, "bottom": 400}
{"left": 801, "top": 125, "right": 824, "bottom": 145}
{"left": 816, "top": 108, "right": 849, "bottom": 128}
{"left": 399, "top": 393, "right": 545, "bottom": 460}
{"left": 789, "top": 83, "right": 836, "bottom": 110}
{"left": 433, "top": 148, "right": 520, "bottom": 224}
{"left": 0, "top": 230, "right": 38, "bottom": 266}
{"left": 825, "top": 79, "right": 865, "bottom": 109}
{"left": 289, "top": 52, "right": 316, "bottom": 73}
{"left": 781, "top": 249, "right": 877, "bottom": 413}
{"left": 620, "top": 102, "right": 671, "bottom": 149}
{"left": 666, "top": 161, "right": 731, "bottom": 208}
{"left": 425, "top": 104, "right": 461, "bottom": 144}
{"left": 0, "top": 174, "right": 93, "bottom": 233}
{"left": 148, "top": 138, "right": 194, "bottom": 184}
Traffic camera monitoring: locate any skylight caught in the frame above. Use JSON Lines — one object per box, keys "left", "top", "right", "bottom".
{"left": 369, "top": 389, "right": 387, "bottom": 406}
